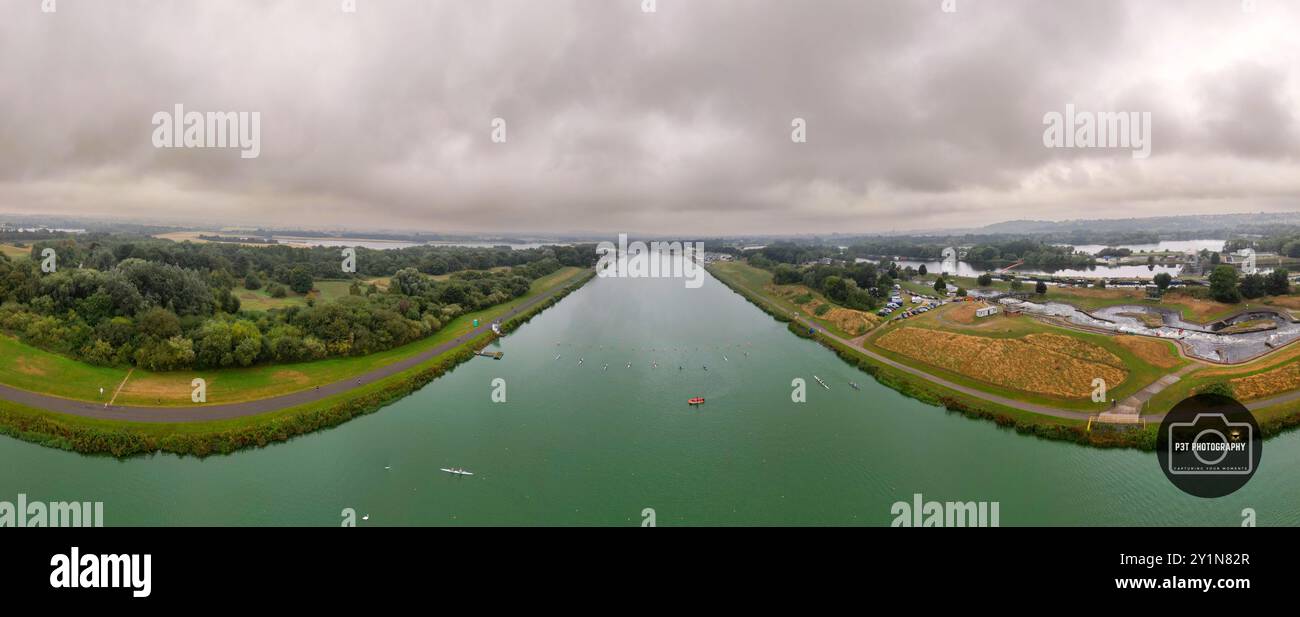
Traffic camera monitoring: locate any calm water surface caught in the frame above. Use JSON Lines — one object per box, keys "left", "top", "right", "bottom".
{"left": 1, "top": 271, "right": 1296, "bottom": 525}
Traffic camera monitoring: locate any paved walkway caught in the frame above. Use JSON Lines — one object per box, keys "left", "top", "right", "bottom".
{"left": 0, "top": 271, "right": 589, "bottom": 423}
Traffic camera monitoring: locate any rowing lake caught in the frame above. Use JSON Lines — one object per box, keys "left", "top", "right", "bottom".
{"left": 2, "top": 270, "right": 1298, "bottom": 525}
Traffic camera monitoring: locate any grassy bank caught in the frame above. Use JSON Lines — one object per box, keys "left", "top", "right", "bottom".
{"left": 0, "top": 270, "right": 595, "bottom": 457}
{"left": 708, "top": 263, "right": 1155, "bottom": 450}
{"left": 0, "top": 267, "right": 586, "bottom": 406}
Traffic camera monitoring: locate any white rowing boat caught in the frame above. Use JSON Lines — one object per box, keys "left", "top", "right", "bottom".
{"left": 440, "top": 468, "right": 474, "bottom": 476}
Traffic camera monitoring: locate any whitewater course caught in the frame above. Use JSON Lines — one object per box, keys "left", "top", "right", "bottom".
{"left": 969, "top": 291, "right": 1300, "bottom": 364}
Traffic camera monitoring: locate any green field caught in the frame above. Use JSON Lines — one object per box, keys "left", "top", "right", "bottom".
{"left": 235, "top": 279, "right": 355, "bottom": 311}
{"left": 0, "top": 244, "right": 30, "bottom": 259}
{"left": 0, "top": 267, "right": 587, "bottom": 407}
{"left": 708, "top": 261, "right": 876, "bottom": 339}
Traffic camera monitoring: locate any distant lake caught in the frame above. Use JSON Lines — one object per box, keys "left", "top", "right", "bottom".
{"left": 860, "top": 258, "right": 1182, "bottom": 280}
{"left": 1058, "top": 239, "right": 1225, "bottom": 256}
{"left": 273, "top": 236, "right": 565, "bottom": 251}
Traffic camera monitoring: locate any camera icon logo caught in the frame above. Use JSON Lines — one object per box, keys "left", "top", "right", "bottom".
{"left": 1157, "top": 394, "right": 1261, "bottom": 498}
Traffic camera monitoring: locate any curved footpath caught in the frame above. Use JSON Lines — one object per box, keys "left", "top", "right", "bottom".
{"left": 0, "top": 271, "right": 590, "bottom": 423}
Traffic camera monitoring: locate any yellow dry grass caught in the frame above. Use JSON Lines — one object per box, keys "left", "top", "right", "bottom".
{"left": 769, "top": 284, "right": 880, "bottom": 335}
{"left": 1024, "top": 333, "right": 1125, "bottom": 368}
{"left": 875, "top": 327, "right": 1128, "bottom": 398}
{"left": 1114, "top": 335, "right": 1181, "bottom": 369}
{"left": 14, "top": 357, "right": 49, "bottom": 376}
{"left": 273, "top": 370, "right": 310, "bottom": 386}
{"left": 1231, "top": 364, "right": 1300, "bottom": 401}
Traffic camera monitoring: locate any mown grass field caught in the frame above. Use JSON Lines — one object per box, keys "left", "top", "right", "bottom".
{"left": 863, "top": 305, "right": 1185, "bottom": 411}
{"left": 0, "top": 267, "right": 586, "bottom": 406}
{"left": 0, "top": 244, "right": 30, "bottom": 259}
{"left": 236, "top": 279, "right": 356, "bottom": 311}
{"left": 708, "top": 261, "right": 879, "bottom": 339}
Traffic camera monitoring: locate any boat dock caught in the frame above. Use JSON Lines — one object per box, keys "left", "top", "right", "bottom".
{"left": 476, "top": 350, "right": 504, "bottom": 360}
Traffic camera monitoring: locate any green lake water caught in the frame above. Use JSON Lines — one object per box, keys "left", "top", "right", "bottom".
{"left": 2, "top": 270, "right": 1297, "bottom": 525}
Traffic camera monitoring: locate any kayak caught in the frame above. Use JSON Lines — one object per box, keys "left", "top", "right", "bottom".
{"left": 440, "top": 468, "right": 474, "bottom": 476}
{"left": 688, "top": 397, "right": 705, "bottom": 405}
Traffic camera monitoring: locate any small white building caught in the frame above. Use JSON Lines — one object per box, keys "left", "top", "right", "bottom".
{"left": 975, "top": 306, "right": 999, "bottom": 318}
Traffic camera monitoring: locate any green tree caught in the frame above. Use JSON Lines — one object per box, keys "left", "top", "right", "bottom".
{"left": 1153, "top": 272, "right": 1172, "bottom": 291}
{"left": 289, "top": 265, "right": 314, "bottom": 294}
{"left": 933, "top": 277, "right": 947, "bottom": 293}
{"left": 1035, "top": 281, "right": 1047, "bottom": 295}
{"left": 1208, "top": 265, "right": 1241, "bottom": 303}
{"left": 1266, "top": 269, "right": 1290, "bottom": 296}
{"left": 1239, "top": 273, "right": 1267, "bottom": 299}
{"left": 977, "top": 273, "right": 993, "bottom": 287}
{"left": 244, "top": 273, "right": 262, "bottom": 290}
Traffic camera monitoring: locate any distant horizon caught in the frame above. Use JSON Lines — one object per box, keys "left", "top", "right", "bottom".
{"left": 2, "top": 208, "right": 1297, "bottom": 241}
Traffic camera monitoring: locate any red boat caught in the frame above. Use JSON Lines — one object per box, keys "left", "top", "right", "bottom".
{"left": 688, "top": 397, "right": 705, "bottom": 405}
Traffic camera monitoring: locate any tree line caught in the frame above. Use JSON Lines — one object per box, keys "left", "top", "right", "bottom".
{"left": 0, "top": 235, "right": 595, "bottom": 371}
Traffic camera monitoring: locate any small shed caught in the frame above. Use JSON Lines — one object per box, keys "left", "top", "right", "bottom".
{"left": 975, "top": 306, "right": 999, "bottom": 318}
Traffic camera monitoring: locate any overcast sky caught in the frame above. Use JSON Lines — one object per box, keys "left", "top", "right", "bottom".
{"left": 2, "top": 0, "right": 1298, "bottom": 235}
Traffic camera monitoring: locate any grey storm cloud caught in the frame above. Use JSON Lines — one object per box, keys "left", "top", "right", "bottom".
{"left": 1, "top": 0, "right": 1298, "bottom": 234}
